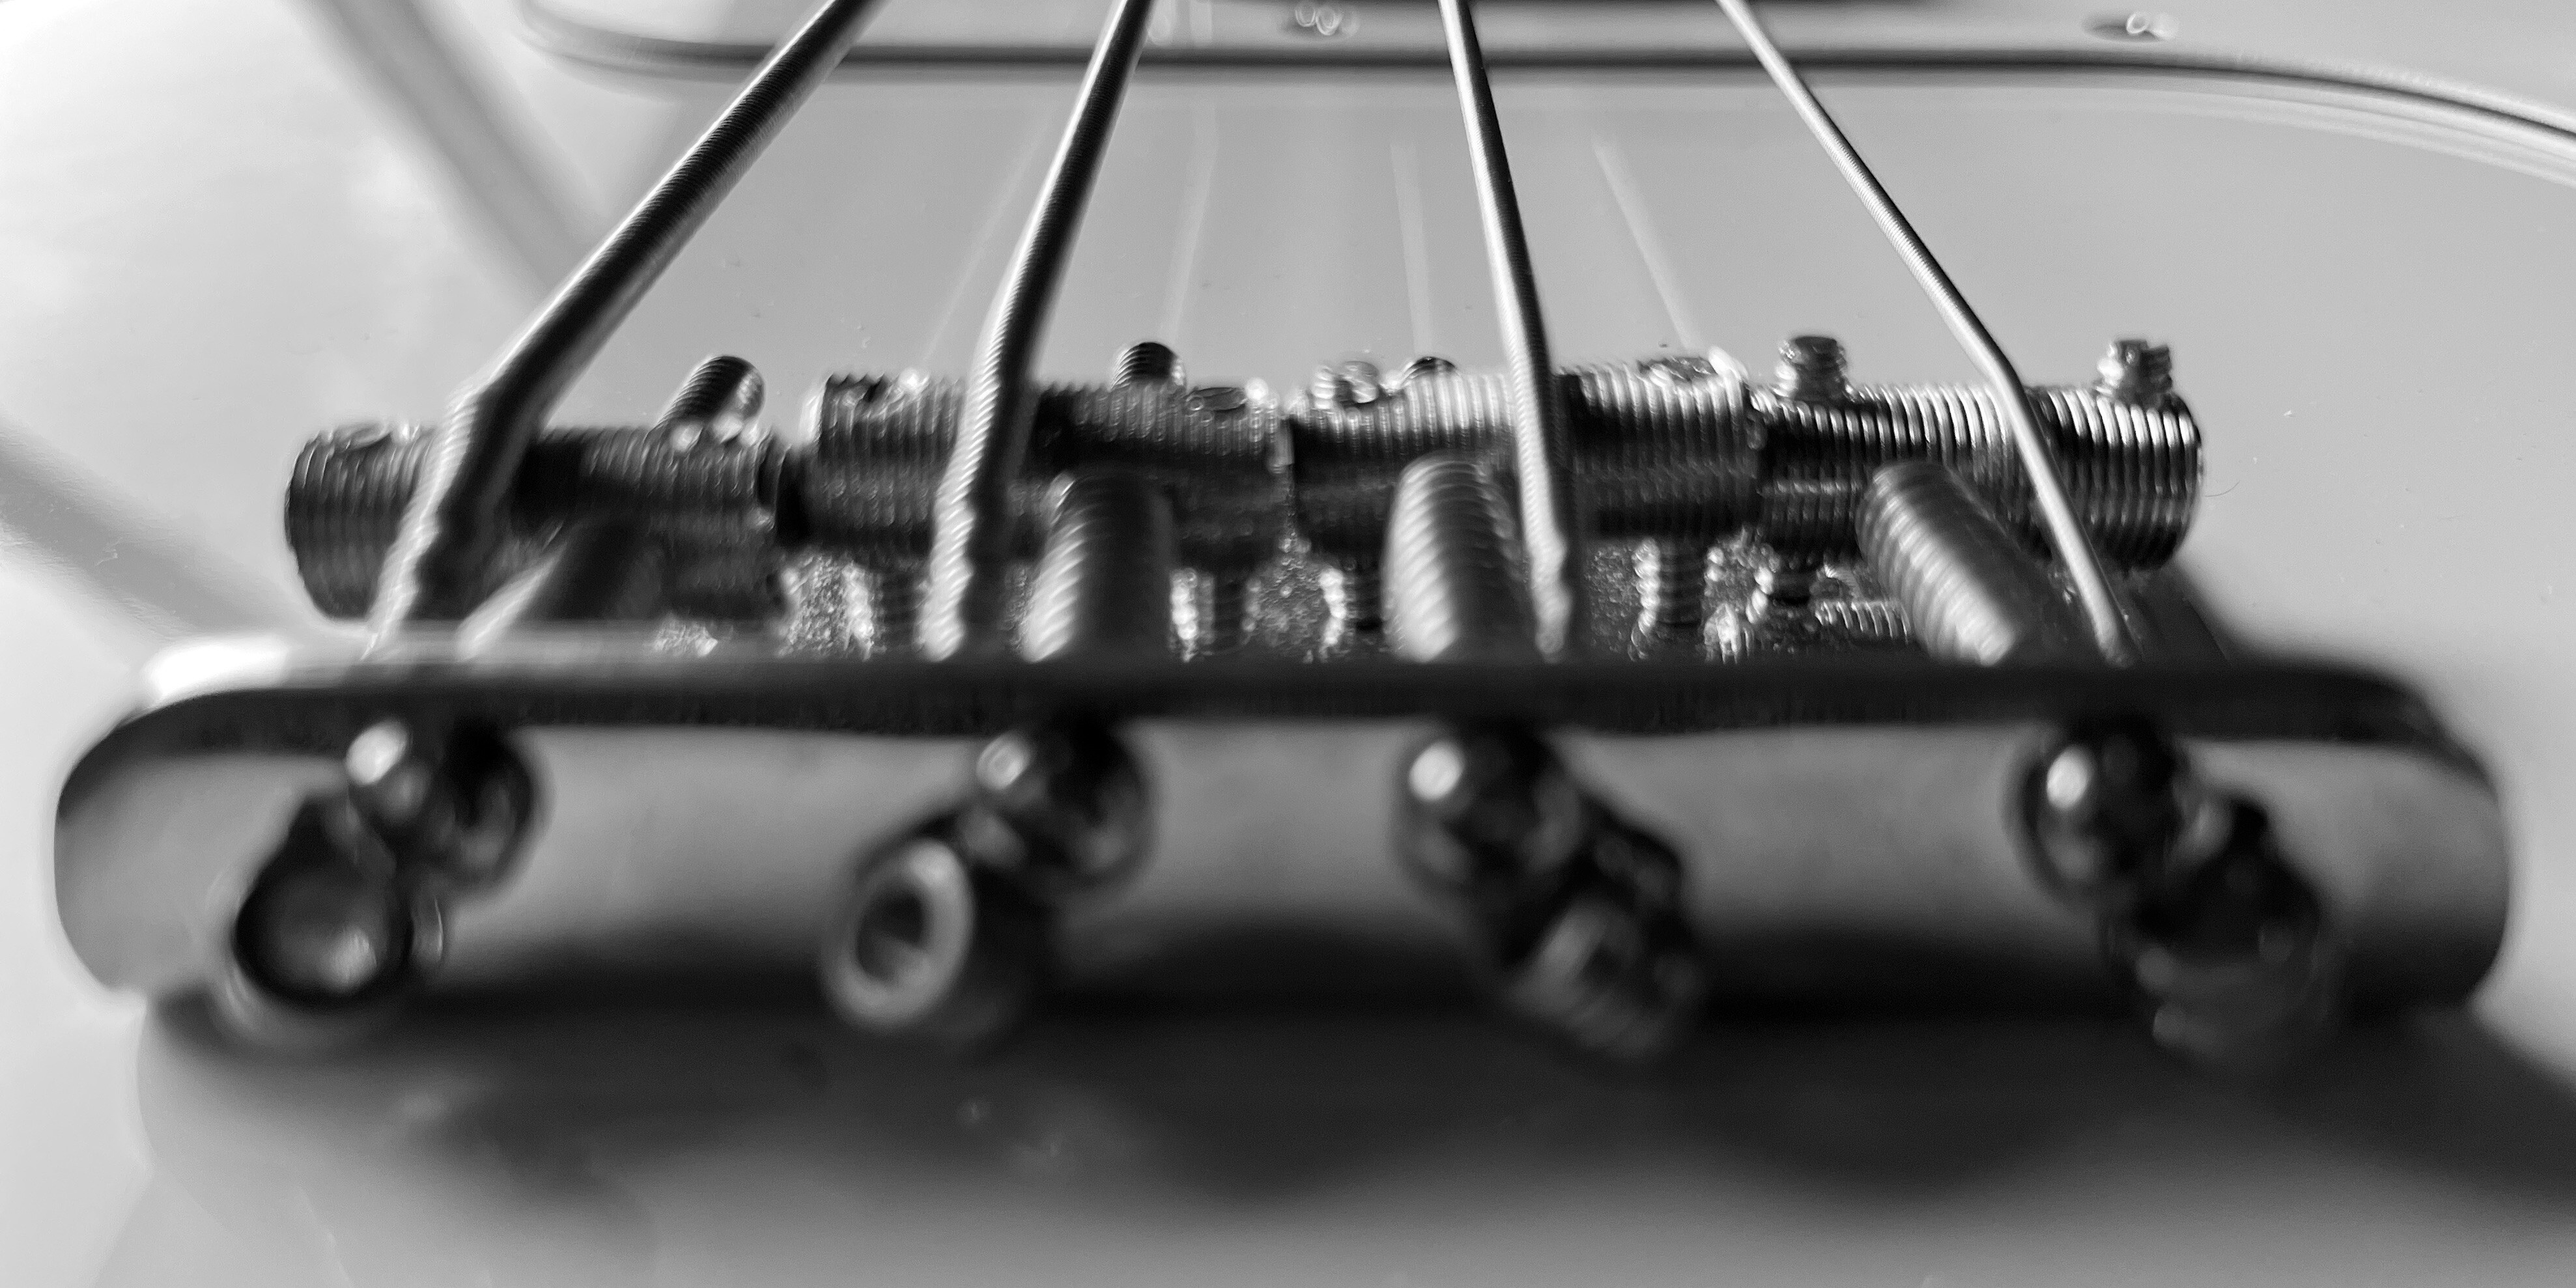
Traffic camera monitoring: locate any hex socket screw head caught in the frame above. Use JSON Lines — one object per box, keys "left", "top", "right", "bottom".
{"left": 2096, "top": 338, "right": 2174, "bottom": 408}
{"left": 816, "top": 830, "right": 1050, "bottom": 1050}
{"left": 1774, "top": 334, "right": 1848, "bottom": 402}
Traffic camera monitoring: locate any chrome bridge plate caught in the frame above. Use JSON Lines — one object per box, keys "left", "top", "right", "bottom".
{"left": 55, "top": 641, "right": 2507, "bottom": 1020}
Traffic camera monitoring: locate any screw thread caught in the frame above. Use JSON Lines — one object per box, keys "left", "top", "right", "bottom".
{"left": 1774, "top": 335, "right": 1848, "bottom": 402}
{"left": 1323, "top": 558, "right": 1385, "bottom": 646}
{"left": 1633, "top": 539, "right": 1710, "bottom": 637}
{"left": 1384, "top": 455, "right": 1537, "bottom": 663}
{"left": 1021, "top": 471, "right": 1177, "bottom": 660}
{"left": 1111, "top": 340, "right": 1185, "bottom": 388}
{"left": 655, "top": 355, "right": 765, "bottom": 438}
{"left": 1180, "top": 567, "right": 1251, "bottom": 658}
{"left": 1757, "top": 382, "right": 2197, "bottom": 566}
{"left": 860, "top": 559, "right": 922, "bottom": 655}
{"left": 2097, "top": 338, "right": 2174, "bottom": 408}
{"left": 1857, "top": 460, "right": 2088, "bottom": 665}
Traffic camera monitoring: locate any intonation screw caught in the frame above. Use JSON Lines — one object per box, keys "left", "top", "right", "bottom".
{"left": 1634, "top": 539, "right": 1710, "bottom": 645}
{"left": 1111, "top": 340, "right": 1186, "bottom": 389}
{"left": 1774, "top": 335, "right": 1848, "bottom": 402}
{"left": 2096, "top": 339, "right": 2173, "bottom": 409}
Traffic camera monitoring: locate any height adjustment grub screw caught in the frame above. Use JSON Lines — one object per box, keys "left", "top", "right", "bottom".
{"left": 1111, "top": 340, "right": 1187, "bottom": 389}
{"left": 2097, "top": 338, "right": 2175, "bottom": 409}
{"left": 1775, "top": 334, "right": 1848, "bottom": 402}
{"left": 655, "top": 354, "right": 765, "bottom": 448}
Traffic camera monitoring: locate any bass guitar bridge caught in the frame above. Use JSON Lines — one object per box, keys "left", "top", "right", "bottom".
{"left": 50, "top": 0, "right": 2507, "bottom": 1071}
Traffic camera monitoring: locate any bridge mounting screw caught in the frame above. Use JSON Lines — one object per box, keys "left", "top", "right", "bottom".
{"left": 1774, "top": 334, "right": 1848, "bottom": 402}
{"left": 816, "top": 830, "right": 1050, "bottom": 1050}
{"left": 965, "top": 721, "right": 1152, "bottom": 899}
{"left": 2096, "top": 339, "right": 2173, "bottom": 408}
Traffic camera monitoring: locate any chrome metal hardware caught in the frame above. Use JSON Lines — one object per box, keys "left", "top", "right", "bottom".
{"left": 42, "top": 0, "right": 2513, "bottom": 1071}
{"left": 1398, "top": 725, "right": 1708, "bottom": 1061}
{"left": 817, "top": 719, "right": 1151, "bottom": 1047}
{"left": 2018, "top": 718, "right": 2343, "bottom": 1066}
{"left": 287, "top": 341, "right": 2201, "bottom": 661}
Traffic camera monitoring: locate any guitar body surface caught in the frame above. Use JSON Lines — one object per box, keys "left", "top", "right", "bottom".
{"left": 7, "top": 1, "right": 2576, "bottom": 1283}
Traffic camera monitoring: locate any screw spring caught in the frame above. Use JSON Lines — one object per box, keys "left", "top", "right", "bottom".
{"left": 1384, "top": 455, "right": 1536, "bottom": 664}
{"left": 806, "top": 371, "right": 1276, "bottom": 570}
{"left": 289, "top": 424, "right": 436, "bottom": 617}
{"left": 1292, "top": 357, "right": 1761, "bottom": 568}
{"left": 289, "top": 351, "right": 2195, "bottom": 625}
{"left": 1755, "top": 377, "right": 2198, "bottom": 565}
{"left": 458, "top": 521, "right": 667, "bottom": 646}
